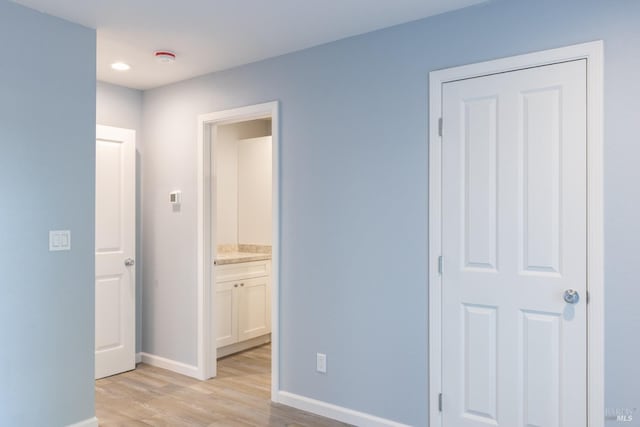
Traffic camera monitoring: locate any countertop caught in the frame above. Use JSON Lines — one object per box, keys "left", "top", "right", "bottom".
{"left": 214, "top": 251, "right": 272, "bottom": 265}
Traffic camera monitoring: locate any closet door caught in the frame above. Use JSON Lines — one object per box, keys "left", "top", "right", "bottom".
{"left": 441, "top": 60, "right": 587, "bottom": 426}
{"left": 95, "top": 125, "right": 136, "bottom": 380}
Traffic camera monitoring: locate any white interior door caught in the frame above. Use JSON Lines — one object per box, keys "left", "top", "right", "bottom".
{"left": 441, "top": 60, "right": 587, "bottom": 426}
{"left": 95, "top": 125, "right": 136, "bottom": 380}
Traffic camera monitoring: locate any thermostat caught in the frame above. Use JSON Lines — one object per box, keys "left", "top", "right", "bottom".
{"left": 170, "top": 191, "right": 181, "bottom": 204}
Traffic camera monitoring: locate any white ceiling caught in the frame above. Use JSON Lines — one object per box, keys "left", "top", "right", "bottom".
{"left": 12, "top": 0, "right": 489, "bottom": 90}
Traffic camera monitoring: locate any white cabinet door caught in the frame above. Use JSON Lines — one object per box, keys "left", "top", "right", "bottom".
{"left": 238, "top": 276, "right": 271, "bottom": 342}
{"left": 441, "top": 60, "right": 587, "bottom": 426}
{"left": 215, "top": 260, "right": 271, "bottom": 350}
{"left": 215, "top": 281, "right": 238, "bottom": 348}
{"left": 95, "top": 125, "right": 136, "bottom": 380}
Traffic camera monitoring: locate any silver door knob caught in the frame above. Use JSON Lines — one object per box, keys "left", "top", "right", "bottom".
{"left": 125, "top": 258, "right": 135, "bottom": 267}
{"left": 563, "top": 289, "right": 579, "bottom": 304}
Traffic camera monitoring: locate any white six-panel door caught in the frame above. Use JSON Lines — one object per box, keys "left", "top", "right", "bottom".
{"left": 95, "top": 125, "right": 136, "bottom": 379}
{"left": 441, "top": 60, "right": 587, "bottom": 426}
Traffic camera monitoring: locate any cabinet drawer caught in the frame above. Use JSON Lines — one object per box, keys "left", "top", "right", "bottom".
{"left": 215, "top": 260, "right": 270, "bottom": 283}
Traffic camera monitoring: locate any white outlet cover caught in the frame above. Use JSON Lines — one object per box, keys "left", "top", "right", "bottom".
{"left": 316, "top": 353, "right": 327, "bottom": 373}
{"left": 169, "top": 190, "right": 181, "bottom": 204}
{"left": 49, "top": 230, "right": 71, "bottom": 251}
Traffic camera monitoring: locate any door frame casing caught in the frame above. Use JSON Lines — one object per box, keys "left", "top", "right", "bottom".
{"left": 428, "top": 41, "right": 604, "bottom": 426}
{"left": 196, "top": 101, "right": 280, "bottom": 400}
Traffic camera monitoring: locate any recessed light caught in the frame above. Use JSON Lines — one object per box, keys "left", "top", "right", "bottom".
{"left": 111, "top": 62, "right": 131, "bottom": 71}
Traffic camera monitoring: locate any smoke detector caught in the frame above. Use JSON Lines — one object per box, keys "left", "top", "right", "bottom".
{"left": 155, "top": 51, "right": 176, "bottom": 64}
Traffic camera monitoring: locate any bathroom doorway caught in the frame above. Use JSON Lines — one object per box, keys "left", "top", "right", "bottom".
{"left": 196, "top": 102, "right": 280, "bottom": 400}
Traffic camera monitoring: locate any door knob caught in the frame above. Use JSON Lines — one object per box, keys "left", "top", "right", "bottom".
{"left": 124, "top": 258, "right": 135, "bottom": 267}
{"left": 563, "top": 289, "right": 579, "bottom": 304}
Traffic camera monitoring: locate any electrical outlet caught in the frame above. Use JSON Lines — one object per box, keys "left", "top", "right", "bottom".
{"left": 316, "top": 353, "right": 327, "bottom": 373}
{"left": 169, "top": 190, "right": 181, "bottom": 204}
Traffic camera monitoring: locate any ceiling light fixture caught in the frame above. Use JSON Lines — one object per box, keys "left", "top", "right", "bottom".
{"left": 155, "top": 51, "right": 176, "bottom": 64}
{"left": 111, "top": 62, "right": 131, "bottom": 71}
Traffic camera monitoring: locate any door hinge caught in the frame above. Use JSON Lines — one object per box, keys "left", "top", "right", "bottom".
{"left": 438, "top": 393, "right": 443, "bottom": 412}
{"left": 438, "top": 117, "right": 443, "bottom": 137}
{"left": 438, "top": 255, "right": 444, "bottom": 275}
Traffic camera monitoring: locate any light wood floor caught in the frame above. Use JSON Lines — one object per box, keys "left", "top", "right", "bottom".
{"left": 96, "top": 344, "right": 350, "bottom": 426}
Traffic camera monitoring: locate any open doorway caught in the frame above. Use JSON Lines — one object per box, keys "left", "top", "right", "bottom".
{"left": 213, "top": 118, "right": 273, "bottom": 360}
{"left": 197, "top": 102, "right": 280, "bottom": 399}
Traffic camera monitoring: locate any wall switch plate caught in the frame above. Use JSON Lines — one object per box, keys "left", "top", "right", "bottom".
{"left": 169, "top": 191, "right": 181, "bottom": 204}
{"left": 49, "top": 230, "right": 71, "bottom": 251}
{"left": 316, "top": 353, "right": 327, "bottom": 373}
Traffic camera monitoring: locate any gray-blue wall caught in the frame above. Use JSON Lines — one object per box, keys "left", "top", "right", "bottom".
{"left": 141, "top": 0, "right": 639, "bottom": 425}
{"left": 0, "top": 1, "right": 96, "bottom": 425}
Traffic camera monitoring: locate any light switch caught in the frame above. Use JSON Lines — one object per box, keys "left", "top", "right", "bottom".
{"left": 49, "top": 230, "right": 71, "bottom": 251}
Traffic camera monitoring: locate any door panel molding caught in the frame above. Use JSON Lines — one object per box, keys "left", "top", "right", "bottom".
{"left": 428, "top": 41, "right": 604, "bottom": 426}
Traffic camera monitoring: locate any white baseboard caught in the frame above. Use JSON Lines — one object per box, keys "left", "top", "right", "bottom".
{"left": 139, "top": 352, "right": 201, "bottom": 379}
{"left": 135, "top": 352, "right": 142, "bottom": 364}
{"left": 67, "top": 416, "right": 99, "bottom": 427}
{"left": 276, "top": 391, "right": 410, "bottom": 427}
{"left": 217, "top": 334, "right": 271, "bottom": 358}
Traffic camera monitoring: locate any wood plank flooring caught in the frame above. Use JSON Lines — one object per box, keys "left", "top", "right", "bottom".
{"left": 96, "top": 344, "right": 350, "bottom": 427}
